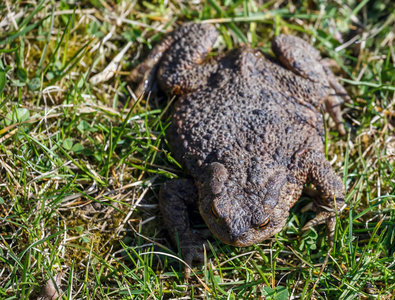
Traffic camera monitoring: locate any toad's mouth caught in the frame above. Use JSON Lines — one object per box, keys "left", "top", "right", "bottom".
{"left": 209, "top": 229, "right": 252, "bottom": 247}
{"left": 202, "top": 215, "right": 264, "bottom": 247}
{"left": 208, "top": 226, "right": 262, "bottom": 247}
{"left": 202, "top": 208, "right": 286, "bottom": 247}
{"left": 209, "top": 224, "right": 285, "bottom": 247}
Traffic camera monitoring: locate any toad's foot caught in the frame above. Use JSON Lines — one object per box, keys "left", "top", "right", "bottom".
{"left": 159, "top": 178, "right": 209, "bottom": 279}
{"left": 300, "top": 196, "right": 345, "bottom": 246}
{"left": 178, "top": 232, "right": 211, "bottom": 280}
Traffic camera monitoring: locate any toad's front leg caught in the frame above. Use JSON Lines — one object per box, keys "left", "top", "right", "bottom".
{"left": 290, "top": 148, "right": 346, "bottom": 246}
{"left": 159, "top": 179, "right": 209, "bottom": 279}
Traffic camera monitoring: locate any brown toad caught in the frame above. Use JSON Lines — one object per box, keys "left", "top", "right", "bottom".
{"left": 131, "top": 23, "right": 348, "bottom": 277}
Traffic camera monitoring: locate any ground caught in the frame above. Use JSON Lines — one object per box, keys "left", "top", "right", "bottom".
{"left": 0, "top": 0, "right": 394, "bottom": 299}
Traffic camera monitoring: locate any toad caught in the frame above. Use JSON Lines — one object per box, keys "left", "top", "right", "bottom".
{"left": 130, "top": 23, "right": 348, "bottom": 278}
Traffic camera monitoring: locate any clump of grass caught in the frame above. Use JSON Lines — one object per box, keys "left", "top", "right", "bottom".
{"left": 0, "top": 0, "right": 394, "bottom": 299}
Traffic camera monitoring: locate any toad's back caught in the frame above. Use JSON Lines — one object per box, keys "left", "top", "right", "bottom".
{"left": 168, "top": 46, "right": 325, "bottom": 179}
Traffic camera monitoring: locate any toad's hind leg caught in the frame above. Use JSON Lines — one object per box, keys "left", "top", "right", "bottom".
{"left": 291, "top": 149, "right": 346, "bottom": 246}
{"left": 156, "top": 23, "right": 219, "bottom": 94}
{"left": 272, "top": 34, "right": 349, "bottom": 135}
{"left": 130, "top": 23, "right": 219, "bottom": 96}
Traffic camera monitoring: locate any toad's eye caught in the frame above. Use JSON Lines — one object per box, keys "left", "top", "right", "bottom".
{"left": 211, "top": 205, "right": 219, "bottom": 218}
{"left": 258, "top": 218, "right": 270, "bottom": 230}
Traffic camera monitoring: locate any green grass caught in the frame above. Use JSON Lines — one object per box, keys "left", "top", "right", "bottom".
{"left": 0, "top": 0, "right": 394, "bottom": 299}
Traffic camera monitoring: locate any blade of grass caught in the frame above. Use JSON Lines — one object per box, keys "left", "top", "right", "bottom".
{"left": 0, "top": 16, "right": 50, "bottom": 46}
{"left": 45, "top": 38, "right": 94, "bottom": 86}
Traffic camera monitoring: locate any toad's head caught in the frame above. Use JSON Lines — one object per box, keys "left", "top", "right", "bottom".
{"left": 198, "top": 162, "right": 295, "bottom": 246}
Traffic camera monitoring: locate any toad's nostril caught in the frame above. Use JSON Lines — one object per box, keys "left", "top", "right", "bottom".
{"left": 240, "top": 232, "right": 248, "bottom": 239}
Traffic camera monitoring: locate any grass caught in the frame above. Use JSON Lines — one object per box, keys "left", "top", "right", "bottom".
{"left": 0, "top": 0, "right": 394, "bottom": 299}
